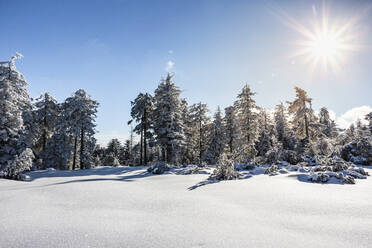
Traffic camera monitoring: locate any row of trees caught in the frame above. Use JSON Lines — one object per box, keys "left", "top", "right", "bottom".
{"left": 0, "top": 55, "right": 370, "bottom": 179}
{"left": 100, "top": 73, "right": 371, "bottom": 167}
{"left": 0, "top": 55, "right": 99, "bottom": 179}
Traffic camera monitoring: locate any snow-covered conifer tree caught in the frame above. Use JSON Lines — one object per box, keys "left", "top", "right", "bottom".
{"left": 0, "top": 54, "right": 34, "bottom": 178}
{"left": 106, "top": 138, "right": 122, "bottom": 158}
{"left": 224, "top": 106, "right": 238, "bottom": 154}
{"left": 365, "top": 112, "right": 372, "bottom": 135}
{"left": 234, "top": 84, "right": 259, "bottom": 160}
{"left": 318, "top": 107, "right": 337, "bottom": 138}
{"left": 188, "top": 102, "right": 211, "bottom": 164}
{"left": 206, "top": 107, "right": 225, "bottom": 164}
{"left": 129, "top": 93, "right": 153, "bottom": 165}
{"left": 153, "top": 73, "right": 185, "bottom": 163}
{"left": 255, "top": 109, "right": 274, "bottom": 156}
{"left": 64, "top": 89, "right": 99, "bottom": 169}
{"left": 287, "top": 87, "right": 318, "bottom": 141}
{"left": 32, "top": 93, "right": 59, "bottom": 167}
{"left": 273, "top": 102, "right": 297, "bottom": 150}
{"left": 180, "top": 99, "right": 196, "bottom": 164}
{"left": 43, "top": 109, "right": 73, "bottom": 170}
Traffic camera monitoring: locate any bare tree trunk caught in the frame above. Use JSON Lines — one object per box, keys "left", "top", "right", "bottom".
{"left": 129, "top": 124, "right": 133, "bottom": 163}
{"left": 140, "top": 123, "right": 143, "bottom": 165}
{"left": 162, "top": 147, "right": 166, "bottom": 162}
{"left": 199, "top": 103, "right": 202, "bottom": 164}
{"left": 199, "top": 117, "right": 202, "bottom": 164}
{"left": 143, "top": 109, "right": 147, "bottom": 165}
{"left": 304, "top": 113, "right": 309, "bottom": 140}
{"left": 80, "top": 126, "right": 85, "bottom": 169}
{"left": 42, "top": 109, "right": 47, "bottom": 152}
{"left": 72, "top": 136, "right": 78, "bottom": 170}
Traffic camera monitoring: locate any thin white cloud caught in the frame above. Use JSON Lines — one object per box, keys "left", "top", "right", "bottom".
{"left": 165, "top": 60, "right": 175, "bottom": 72}
{"left": 168, "top": 50, "right": 174, "bottom": 54}
{"left": 335, "top": 106, "right": 371, "bottom": 129}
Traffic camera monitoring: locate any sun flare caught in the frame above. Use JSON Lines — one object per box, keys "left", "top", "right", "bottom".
{"left": 280, "top": 4, "right": 362, "bottom": 73}
{"left": 310, "top": 31, "right": 342, "bottom": 58}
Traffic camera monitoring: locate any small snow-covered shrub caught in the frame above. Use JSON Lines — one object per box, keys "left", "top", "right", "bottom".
{"left": 346, "top": 170, "right": 367, "bottom": 179}
{"left": 0, "top": 148, "right": 34, "bottom": 180}
{"left": 281, "top": 150, "right": 303, "bottom": 165}
{"left": 93, "top": 156, "right": 101, "bottom": 167}
{"left": 199, "top": 161, "right": 208, "bottom": 168}
{"left": 182, "top": 166, "right": 201, "bottom": 175}
{"left": 265, "top": 164, "right": 279, "bottom": 175}
{"left": 343, "top": 175, "right": 355, "bottom": 184}
{"left": 103, "top": 154, "right": 120, "bottom": 167}
{"left": 349, "top": 167, "right": 369, "bottom": 176}
{"left": 288, "top": 164, "right": 300, "bottom": 171}
{"left": 305, "top": 155, "right": 369, "bottom": 184}
{"left": 308, "top": 172, "right": 330, "bottom": 183}
{"left": 341, "top": 138, "right": 372, "bottom": 165}
{"left": 234, "top": 161, "right": 256, "bottom": 171}
{"left": 210, "top": 154, "right": 240, "bottom": 181}
{"left": 147, "top": 161, "right": 170, "bottom": 174}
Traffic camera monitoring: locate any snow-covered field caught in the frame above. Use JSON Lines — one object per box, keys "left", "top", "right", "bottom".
{"left": 1, "top": 166, "right": 372, "bottom": 248}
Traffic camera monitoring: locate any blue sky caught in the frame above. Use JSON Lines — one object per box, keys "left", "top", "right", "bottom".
{"left": 1, "top": 0, "right": 371, "bottom": 145}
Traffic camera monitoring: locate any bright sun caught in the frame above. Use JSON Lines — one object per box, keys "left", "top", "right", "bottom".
{"left": 280, "top": 4, "right": 361, "bottom": 73}
{"left": 310, "top": 31, "right": 342, "bottom": 58}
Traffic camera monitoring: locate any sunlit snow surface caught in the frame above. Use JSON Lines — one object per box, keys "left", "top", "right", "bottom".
{"left": 1, "top": 166, "right": 372, "bottom": 248}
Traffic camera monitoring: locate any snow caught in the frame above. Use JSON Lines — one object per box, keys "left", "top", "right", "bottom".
{"left": 1, "top": 166, "right": 372, "bottom": 248}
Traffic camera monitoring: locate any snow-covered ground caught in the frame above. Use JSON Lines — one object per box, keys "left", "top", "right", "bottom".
{"left": 1, "top": 166, "right": 372, "bottom": 248}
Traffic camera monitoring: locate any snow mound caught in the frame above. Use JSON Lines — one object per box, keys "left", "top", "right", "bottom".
{"left": 147, "top": 161, "right": 171, "bottom": 174}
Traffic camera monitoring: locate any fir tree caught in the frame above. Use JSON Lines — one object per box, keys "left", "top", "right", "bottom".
{"left": 234, "top": 84, "right": 259, "bottom": 160}
{"left": 153, "top": 73, "right": 185, "bottom": 163}
{"left": 274, "top": 102, "right": 294, "bottom": 150}
{"left": 224, "top": 106, "right": 237, "bottom": 154}
{"left": 33, "top": 93, "right": 59, "bottom": 166}
{"left": 106, "top": 138, "right": 122, "bottom": 158}
{"left": 287, "top": 87, "right": 318, "bottom": 141}
{"left": 256, "top": 109, "right": 274, "bottom": 156}
{"left": 0, "top": 54, "right": 34, "bottom": 178}
{"left": 129, "top": 92, "right": 153, "bottom": 165}
{"left": 206, "top": 107, "right": 225, "bottom": 164}
{"left": 43, "top": 109, "right": 73, "bottom": 170}
{"left": 318, "top": 107, "right": 337, "bottom": 138}
{"left": 189, "top": 102, "right": 211, "bottom": 164}
{"left": 365, "top": 112, "right": 372, "bottom": 135}
{"left": 64, "top": 89, "right": 98, "bottom": 169}
{"left": 180, "top": 99, "right": 195, "bottom": 164}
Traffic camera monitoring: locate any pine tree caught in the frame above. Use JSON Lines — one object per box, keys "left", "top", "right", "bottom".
{"left": 189, "top": 102, "right": 211, "bottom": 164}
{"left": 0, "top": 54, "right": 34, "bottom": 178}
{"left": 318, "top": 107, "right": 337, "bottom": 138}
{"left": 129, "top": 93, "right": 153, "bottom": 165}
{"left": 206, "top": 107, "right": 225, "bottom": 164}
{"left": 287, "top": 87, "right": 318, "bottom": 141}
{"left": 64, "top": 89, "right": 98, "bottom": 169}
{"left": 234, "top": 84, "right": 259, "bottom": 160}
{"left": 43, "top": 109, "right": 73, "bottom": 170}
{"left": 224, "top": 106, "right": 237, "bottom": 154}
{"left": 106, "top": 138, "right": 122, "bottom": 158}
{"left": 365, "top": 112, "right": 372, "bottom": 135}
{"left": 33, "top": 93, "right": 59, "bottom": 167}
{"left": 120, "top": 139, "right": 132, "bottom": 165}
{"left": 274, "top": 102, "right": 294, "bottom": 150}
{"left": 153, "top": 73, "right": 185, "bottom": 163}
{"left": 256, "top": 109, "right": 274, "bottom": 156}
{"left": 180, "top": 99, "right": 195, "bottom": 164}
